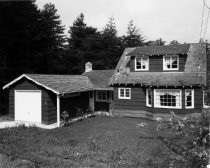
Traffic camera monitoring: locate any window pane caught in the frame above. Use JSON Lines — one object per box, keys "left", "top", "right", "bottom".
{"left": 186, "top": 91, "right": 192, "bottom": 107}
{"left": 120, "top": 89, "right": 124, "bottom": 97}
{"left": 125, "top": 89, "right": 130, "bottom": 97}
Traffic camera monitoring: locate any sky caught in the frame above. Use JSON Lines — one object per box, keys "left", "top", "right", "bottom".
{"left": 36, "top": 0, "right": 210, "bottom": 44}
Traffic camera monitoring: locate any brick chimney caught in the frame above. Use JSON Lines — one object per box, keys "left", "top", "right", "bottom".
{"left": 85, "top": 62, "right": 92, "bottom": 72}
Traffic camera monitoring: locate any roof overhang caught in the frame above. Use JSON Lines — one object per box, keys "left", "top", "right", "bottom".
{"left": 2, "top": 74, "right": 60, "bottom": 95}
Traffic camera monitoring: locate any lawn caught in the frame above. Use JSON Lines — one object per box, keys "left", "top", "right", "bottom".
{"left": 0, "top": 116, "right": 172, "bottom": 168}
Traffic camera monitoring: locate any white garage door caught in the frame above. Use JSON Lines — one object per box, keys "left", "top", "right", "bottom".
{"left": 15, "top": 90, "right": 42, "bottom": 123}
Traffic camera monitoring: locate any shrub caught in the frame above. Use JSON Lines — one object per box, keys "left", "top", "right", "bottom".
{"left": 155, "top": 111, "right": 209, "bottom": 168}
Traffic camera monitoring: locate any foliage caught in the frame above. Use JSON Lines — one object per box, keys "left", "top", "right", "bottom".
{"left": 156, "top": 112, "right": 209, "bottom": 168}
{"left": 0, "top": 1, "right": 65, "bottom": 113}
{"left": 145, "top": 38, "right": 166, "bottom": 46}
{"left": 169, "top": 40, "right": 180, "bottom": 45}
{"left": 122, "top": 20, "right": 145, "bottom": 48}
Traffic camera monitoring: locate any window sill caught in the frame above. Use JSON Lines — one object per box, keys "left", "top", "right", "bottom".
{"left": 154, "top": 106, "right": 181, "bottom": 109}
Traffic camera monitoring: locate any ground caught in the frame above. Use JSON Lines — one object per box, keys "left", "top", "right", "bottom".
{"left": 0, "top": 116, "right": 172, "bottom": 168}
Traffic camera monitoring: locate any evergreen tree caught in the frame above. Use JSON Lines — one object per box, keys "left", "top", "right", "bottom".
{"left": 67, "top": 13, "right": 99, "bottom": 73}
{"left": 122, "top": 20, "right": 145, "bottom": 47}
{"left": 0, "top": 0, "right": 43, "bottom": 113}
{"left": 40, "top": 3, "right": 66, "bottom": 73}
{"left": 100, "top": 17, "right": 123, "bottom": 69}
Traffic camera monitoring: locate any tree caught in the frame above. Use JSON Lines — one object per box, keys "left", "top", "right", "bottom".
{"left": 67, "top": 13, "right": 99, "bottom": 73}
{"left": 169, "top": 40, "right": 180, "bottom": 45}
{"left": 40, "top": 3, "right": 66, "bottom": 73}
{"left": 99, "top": 17, "right": 123, "bottom": 69}
{"left": 122, "top": 20, "right": 145, "bottom": 47}
{"left": 145, "top": 38, "right": 166, "bottom": 46}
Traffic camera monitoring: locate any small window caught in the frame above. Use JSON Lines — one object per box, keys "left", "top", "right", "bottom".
{"left": 203, "top": 91, "right": 210, "bottom": 108}
{"left": 118, "top": 88, "right": 131, "bottom": 99}
{"left": 154, "top": 89, "right": 182, "bottom": 109}
{"left": 146, "top": 89, "right": 152, "bottom": 107}
{"left": 185, "top": 90, "right": 194, "bottom": 109}
{"left": 96, "top": 91, "right": 107, "bottom": 102}
{"left": 135, "top": 56, "right": 149, "bottom": 71}
{"left": 163, "top": 55, "right": 179, "bottom": 70}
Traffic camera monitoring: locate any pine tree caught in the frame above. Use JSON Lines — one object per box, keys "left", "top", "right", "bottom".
{"left": 40, "top": 3, "right": 66, "bottom": 73}
{"left": 122, "top": 20, "right": 145, "bottom": 47}
{"left": 100, "top": 17, "right": 123, "bottom": 69}
{"left": 67, "top": 13, "right": 98, "bottom": 73}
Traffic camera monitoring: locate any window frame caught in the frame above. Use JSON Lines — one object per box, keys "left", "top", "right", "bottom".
{"left": 135, "top": 56, "right": 149, "bottom": 71}
{"left": 146, "top": 88, "right": 152, "bottom": 107}
{"left": 154, "top": 89, "right": 182, "bottom": 109}
{"left": 185, "top": 89, "right": 194, "bottom": 109}
{"left": 163, "top": 55, "right": 179, "bottom": 71}
{"left": 118, "top": 88, "right": 131, "bottom": 99}
{"left": 96, "top": 90, "right": 107, "bottom": 102}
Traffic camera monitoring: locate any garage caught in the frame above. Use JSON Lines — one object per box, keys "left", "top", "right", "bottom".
{"left": 15, "top": 90, "right": 41, "bottom": 123}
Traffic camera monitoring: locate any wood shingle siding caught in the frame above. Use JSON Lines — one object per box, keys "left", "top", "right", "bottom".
{"left": 130, "top": 55, "right": 187, "bottom": 72}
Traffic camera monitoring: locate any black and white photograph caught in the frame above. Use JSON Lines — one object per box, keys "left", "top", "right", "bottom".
{"left": 0, "top": 0, "right": 210, "bottom": 167}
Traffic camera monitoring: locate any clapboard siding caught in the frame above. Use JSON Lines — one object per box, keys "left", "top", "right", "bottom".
{"left": 8, "top": 77, "right": 57, "bottom": 125}
{"left": 114, "top": 86, "right": 147, "bottom": 111}
{"left": 130, "top": 55, "right": 187, "bottom": 72}
{"left": 113, "top": 86, "right": 203, "bottom": 117}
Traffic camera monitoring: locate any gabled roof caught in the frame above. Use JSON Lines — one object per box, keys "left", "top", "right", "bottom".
{"left": 3, "top": 74, "right": 94, "bottom": 95}
{"left": 82, "top": 70, "right": 114, "bottom": 90}
{"left": 128, "top": 44, "right": 191, "bottom": 56}
{"left": 109, "top": 43, "right": 207, "bottom": 86}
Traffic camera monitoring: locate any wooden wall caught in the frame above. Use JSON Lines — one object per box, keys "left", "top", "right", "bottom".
{"left": 130, "top": 55, "right": 187, "bottom": 72}
{"left": 113, "top": 85, "right": 203, "bottom": 117}
{"left": 8, "top": 78, "right": 57, "bottom": 125}
{"left": 207, "top": 44, "right": 210, "bottom": 103}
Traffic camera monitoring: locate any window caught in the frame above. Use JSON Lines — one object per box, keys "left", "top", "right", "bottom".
{"left": 154, "top": 89, "right": 182, "bottom": 109}
{"left": 135, "top": 56, "right": 149, "bottom": 71}
{"left": 118, "top": 88, "right": 131, "bottom": 99}
{"left": 203, "top": 91, "right": 210, "bottom": 108}
{"left": 96, "top": 91, "right": 107, "bottom": 102}
{"left": 185, "top": 90, "right": 194, "bottom": 109}
{"left": 146, "top": 89, "right": 152, "bottom": 107}
{"left": 163, "top": 55, "right": 179, "bottom": 70}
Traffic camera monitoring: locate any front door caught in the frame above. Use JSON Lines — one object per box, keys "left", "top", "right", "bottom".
{"left": 89, "top": 91, "right": 95, "bottom": 111}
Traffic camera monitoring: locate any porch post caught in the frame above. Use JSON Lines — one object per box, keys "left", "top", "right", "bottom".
{"left": 57, "top": 94, "right": 60, "bottom": 127}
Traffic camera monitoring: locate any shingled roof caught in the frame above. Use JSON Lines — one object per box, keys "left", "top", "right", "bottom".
{"left": 128, "top": 44, "right": 191, "bottom": 56}
{"left": 3, "top": 74, "right": 94, "bottom": 95}
{"left": 109, "top": 43, "right": 207, "bottom": 86}
{"left": 82, "top": 70, "right": 114, "bottom": 90}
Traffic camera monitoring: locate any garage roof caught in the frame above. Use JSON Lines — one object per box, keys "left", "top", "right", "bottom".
{"left": 3, "top": 74, "right": 94, "bottom": 95}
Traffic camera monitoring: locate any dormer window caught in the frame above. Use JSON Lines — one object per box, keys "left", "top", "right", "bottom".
{"left": 163, "top": 55, "right": 179, "bottom": 70}
{"left": 135, "top": 56, "right": 149, "bottom": 71}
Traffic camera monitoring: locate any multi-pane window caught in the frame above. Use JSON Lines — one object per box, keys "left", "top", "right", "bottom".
{"left": 185, "top": 90, "right": 194, "bottom": 108}
{"left": 203, "top": 91, "right": 210, "bottom": 108}
{"left": 118, "top": 88, "right": 131, "bottom": 99}
{"left": 163, "top": 55, "right": 179, "bottom": 70}
{"left": 146, "top": 89, "right": 152, "bottom": 107}
{"left": 135, "top": 56, "right": 149, "bottom": 71}
{"left": 96, "top": 91, "right": 107, "bottom": 102}
{"left": 154, "top": 89, "right": 181, "bottom": 109}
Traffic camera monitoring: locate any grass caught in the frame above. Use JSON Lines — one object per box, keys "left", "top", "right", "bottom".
{"left": 0, "top": 116, "right": 172, "bottom": 168}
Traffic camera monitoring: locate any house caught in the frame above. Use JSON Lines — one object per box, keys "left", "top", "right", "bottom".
{"left": 109, "top": 43, "right": 210, "bottom": 119}
{"left": 2, "top": 63, "right": 114, "bottom": 126}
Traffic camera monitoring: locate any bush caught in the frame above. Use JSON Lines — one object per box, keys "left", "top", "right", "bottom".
{"left": 155, "top": 111, "right": 209, "bottom": 168}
